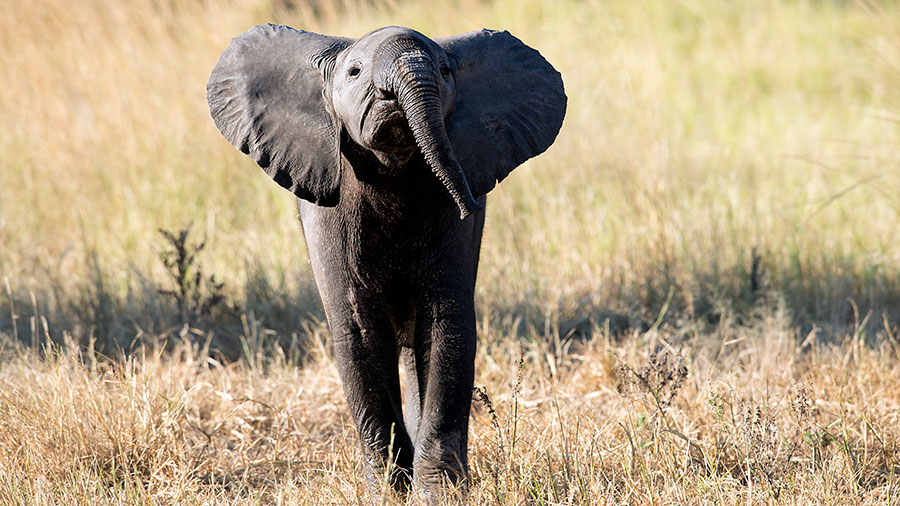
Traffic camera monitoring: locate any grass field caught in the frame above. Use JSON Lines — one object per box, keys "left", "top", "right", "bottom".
{"left": 2, "top": 0, "right": 900, "bottom": 503}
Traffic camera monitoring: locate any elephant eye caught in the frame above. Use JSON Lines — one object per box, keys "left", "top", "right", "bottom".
{"left": 348, "top": 65, "right": 361, "bottom": 78}
{"left": 440, "top": 65, "right": 451, "bottom": 78}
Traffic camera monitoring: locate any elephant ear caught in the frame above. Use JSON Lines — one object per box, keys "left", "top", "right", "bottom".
{"left": 437, "top": 29, "right": 566, "bottom": 196}
{"left": 207, "top": 24, "right": 353, "bottom": 206}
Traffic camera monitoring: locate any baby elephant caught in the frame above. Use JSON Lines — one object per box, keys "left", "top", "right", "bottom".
{"left": 207, "top": 24, "right": 565, "bottom": 498}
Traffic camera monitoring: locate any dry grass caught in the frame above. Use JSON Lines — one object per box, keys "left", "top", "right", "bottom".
{"left": 2, "top": 312, "right": 900, "bottom": 504}
{"left": 2, "top": 0, "right": 900, "bottom": 503}
{"left": 2, "top": 0, "right": 899, "bottom": 346}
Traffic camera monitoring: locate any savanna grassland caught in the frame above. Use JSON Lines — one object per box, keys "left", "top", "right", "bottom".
{"left": 2, "top": 0, "right": 900, "bottom": 504}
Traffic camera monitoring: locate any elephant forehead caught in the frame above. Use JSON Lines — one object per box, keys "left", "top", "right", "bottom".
{"left": 351, "top": 26, "right": 439, "bottom": 55}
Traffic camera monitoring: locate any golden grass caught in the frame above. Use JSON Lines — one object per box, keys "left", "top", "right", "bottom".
{"left": 1, "top": 313, "right": 899, "bottom": 504}
{"left": 2, "top": 0, "right": 900, "bottom": 503}
{"left": 1, "top": 0, "right": 899, "bottom": 338}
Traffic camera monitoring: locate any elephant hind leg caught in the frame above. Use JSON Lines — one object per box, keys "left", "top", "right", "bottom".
{"left": 401, "top": 346, "right": 421, "bottom": 441}
{"left": 401, "top": 315, "right": 434, "bottom": 443}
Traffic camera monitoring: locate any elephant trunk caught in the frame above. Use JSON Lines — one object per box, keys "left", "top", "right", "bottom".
{"left": 375, "top": 39, "right": 481, "bottom": 220}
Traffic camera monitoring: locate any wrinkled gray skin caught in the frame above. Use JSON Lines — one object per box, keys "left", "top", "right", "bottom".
{"left": 207, "top": 24, "right": 565, "bottom": 499}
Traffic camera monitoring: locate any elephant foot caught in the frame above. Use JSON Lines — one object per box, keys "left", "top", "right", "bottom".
{"left": 412, "top": 471, "right": 467, "bottom": 506}
{"left": 412, "top": 432, "right": 469, "bottom": 502}
{"left": 365, "top": 470, "right": 412, "bottom": 503}
{"left": 413, "top": 486, "right": 467, "bottom": 506}
{"left": 362, "top": 450, "right": 414, "bottom": 500}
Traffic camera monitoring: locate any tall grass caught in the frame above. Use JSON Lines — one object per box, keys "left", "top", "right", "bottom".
{"left": 1, "top": 0, "right": 899, "bottom": 348}
{"left": 1, "top": 0, "right": 900, "bottom": 502}
{"left": 1, "top": 312, "right": 899, "bottom": 504}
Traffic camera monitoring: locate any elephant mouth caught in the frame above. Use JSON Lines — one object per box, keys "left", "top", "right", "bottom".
{"left": 365, "top": 101, "right": 415, "bottom": 152}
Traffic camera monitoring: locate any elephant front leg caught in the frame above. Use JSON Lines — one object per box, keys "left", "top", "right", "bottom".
{"left": 412, "top": 305, "right": 477, "bottom": 494}
{"left": 332, "top": 327, "right": 414, "bottom": 495}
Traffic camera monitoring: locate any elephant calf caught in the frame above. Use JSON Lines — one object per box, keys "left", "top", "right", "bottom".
{"left": 207, "top": 24, "right": 565, "bottom": 498}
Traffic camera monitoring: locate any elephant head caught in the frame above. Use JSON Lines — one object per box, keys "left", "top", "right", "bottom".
{"left": 207, "top": 24, "right": 566, "bottom": 219}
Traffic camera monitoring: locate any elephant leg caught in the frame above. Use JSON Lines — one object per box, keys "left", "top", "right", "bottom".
{"left": 332, "top": 320, "right": 414, "bottom": 494}
{"left": 299, "top": 203, "right": 414, "bottom": 493}
{"left": 401, "top": 346, "right": 422, "bottom": 441}
{"left": 401, "top": 315, "right": 435, "bottom": 443}
{"left": 412, "top": 302, "right": 476, "bottom": 493}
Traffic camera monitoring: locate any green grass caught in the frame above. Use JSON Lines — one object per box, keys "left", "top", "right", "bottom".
{"left": 3, "top": 0, "right": 899, "bottom": 352}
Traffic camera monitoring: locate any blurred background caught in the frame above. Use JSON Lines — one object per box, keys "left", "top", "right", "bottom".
{"left": 1, "top": 0, "right": 899, "bottom": 356}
